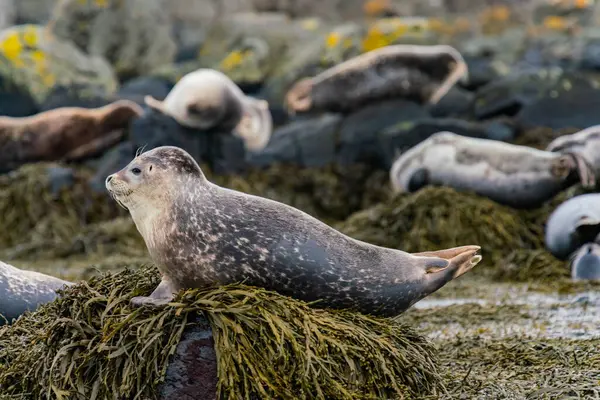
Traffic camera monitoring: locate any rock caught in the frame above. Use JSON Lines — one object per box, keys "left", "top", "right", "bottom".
{"left": 0, "top": 24, "right": 118, "bottom": 105}
{"left": 337, "top": 100, "right": 430, "bottom": 167}
{"left": 156, "top": 316, "right": 219, "bottom": 400}
{"left": 516, "top": 74, "right": 600, "bottom": 130}
{"left": 579, "top": 28, "right": 600, "bottom": 71}
{"left": 428, "top": 86, "right": 474, "bottom": 118}
{"left": 88, "top": 141, "right": 136, "bottom": 193}
{"left": 117, "top": 76, "right": 173, "bottom": 106}
{"left": 130, "top": 110, "right": 248, "bottom": 175}
{"left": 0, "top": 75, "right": 38, "bottom": 117}
{"left": 40, "top": 84, "right": 113, "bottom": 111}
{"left": 247, "top": 113, "right": 342, "bottom": 168}
{"left": 0, "top": 0, "right": 16, "bottom": 31}
{"left": 360, "top": 17, "right": 440, "bottom": 53}
{"left": 46, "top": 165, "right": 76, "bottom": 198}
{"left": 48, "top": 0, "right": 177, "bottom": 80}
{"left": 461, "top": 54, "right": 508, "bottom": 90}
{"left": 377, "top": 117, "right": 515, "bottom": 168}
{"left": 14, "top": 0, "right": 55, "bottom": 25}
{"left": 472, "top": 67, "right": 567, "bottom": 120}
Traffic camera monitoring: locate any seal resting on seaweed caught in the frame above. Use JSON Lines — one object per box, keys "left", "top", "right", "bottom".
{"left": 545, "top": 193, "right": 600, "bottom": 261}
{"left": 105, "top": 146, "right": 482, "bottom": 317}
{"left": 0, "top": 261, "right": 73, "bottom": 325}
{"left": 284, "top": 44, "right": 468, "bottom": 114}
{"left": 546, "top": 125, "right": 600, "bottom": 182}
{"left": 389, "top": 131, "right": 596, "bottom": 209}
{"left": 144, "top": 68, "right": 273, "bottom": 152}
{"left": 0, "top": 100, "right": 143, "bottom": 173}
{"left": 569, "top": 243, "right": 600, "bottom": 281}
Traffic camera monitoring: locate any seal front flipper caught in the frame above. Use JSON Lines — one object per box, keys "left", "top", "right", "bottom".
{"left": 144, "top": 95, "right": 167, "bottom": 114}
{"left": 130, "top": 276, "right": 177, "bottom": 308}
{"left": 413, "top": 245, "right": 482, "bottom": 279}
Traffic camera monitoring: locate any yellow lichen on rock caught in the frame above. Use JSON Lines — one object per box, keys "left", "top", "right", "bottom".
{"left": 361, "top": 17, "right": 433, "bottom": 53}
{"left": 0, "top": 24, "right": 117, "bottom": 104}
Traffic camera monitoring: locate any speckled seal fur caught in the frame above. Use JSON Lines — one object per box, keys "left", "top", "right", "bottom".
{"left": 144, "top": 68, "right": 273, "bottom": 152}
{"left": 546, "top": 125, "right": 600, "bottom": 181}
{"left": 284, "top": 44, "right": 468, "bottom": 114}
{"left": 105, "top": 146, "right": 482, "bottom": 317}
{"left": 570, "top": 243, "right": 600, "bottom": 281}
{"left": 0, "top": 100, "right": 143, "bottom": 173}
{"left": 0, "top": 261, "right": 73, "bottom": 325}
{"left": 390, "top": 131, "right": 596, "bottom": 209}
{"left": 545, "top": 193, "right": 600, "bottom": 261}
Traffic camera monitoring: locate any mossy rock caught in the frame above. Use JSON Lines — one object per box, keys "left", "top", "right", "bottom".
{"left": 48, "top": 0, "right": 177, "bottom": 79}
{"left": 0, "top": 163, "right": 124, "bottom": 251}
{"left": 0, "top": 24, "right": 117, "bottom": 104}
{"left": 334, "top": 186, "right": 579, "bottom": 279}
{"left": 360, "top": 17, "right": 441, "bottom": 53}
{"left": 0, "top": 263, "right": 442, "bottom": 400}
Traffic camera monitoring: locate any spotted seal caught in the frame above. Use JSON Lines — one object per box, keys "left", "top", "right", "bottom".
{"left": 0, "top": 261, "right": 74, "bottom": 325}
{"left": 284, "top": 44, "right": 468, "bottom": 114}
{"left": 569, "top": 243, "right": 600, "bottom": 281}
{"left": 144, "top": 68, "right": 273, "bottom": 152}
{"left": 105, "top": 145, "right": 482, "bottom": 317}
{"left": 0, "top": 100, "right": 143, "bottom": 173}
{"left": 390, "top": 131, "right": 596, "bottom": 209}
{"left": 546, "top": 125, "right": 600, "bottom": 180}
{"left": 545, "top": 193, "right": 600, "bottom": 261}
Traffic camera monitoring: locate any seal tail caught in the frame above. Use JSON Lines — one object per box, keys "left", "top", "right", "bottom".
{"left": 414, "top": 245, "right": 482, "bottom": 280}
{"left": 144, "top": 95, "right": 166, "bottom": 114}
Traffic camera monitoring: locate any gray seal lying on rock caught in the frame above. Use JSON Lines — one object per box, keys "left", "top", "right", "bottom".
{"left": 569, "top": 243, "right": 600, "bottom": 281}
{"left": 144, "top": 68, "right": 272, "bottom": 152}
{"left": 389, "top": 131, "right": 596, "bottom": 209}
{"left": 0, "top": 261, "right": 73, "bottom": 325}
{"left": 545, "top": 193, "right": 600, "bottom": 261}
{"left": 105, "top": 145, "right": 482, "bottom": 317}
{"left": 284, "top": 44, "right": 468, "bottom": 114}
{"left": 546, "top": 125, "right": 600, "bottom": 182}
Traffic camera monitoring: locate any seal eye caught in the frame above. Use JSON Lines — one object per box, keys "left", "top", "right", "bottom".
{"left": 131, "top": 167, "right": 141, "bottom": 175}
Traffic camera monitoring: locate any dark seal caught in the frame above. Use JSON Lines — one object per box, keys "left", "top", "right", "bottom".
{"left": 390, "top": 131, "right": 596, "bottom": 209}
{"left": 0, "top": 261, "right": 73, "bottom": 325}
{"left": 545, "top": 193, "right": 600, "bottom": 261}
{"left": 105, "top": 145, "right": 482, "bottom": 317}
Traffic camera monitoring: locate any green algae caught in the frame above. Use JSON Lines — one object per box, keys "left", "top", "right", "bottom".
{"left": 0, "top": 264, "right": 441, "bottom": 400}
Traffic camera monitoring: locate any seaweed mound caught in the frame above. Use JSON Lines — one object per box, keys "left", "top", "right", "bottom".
{"left": 0, "top": 264, "right": 441, "bottom": 400}
{"left": 0, "top": 163, "right": 124, "bottom": 251}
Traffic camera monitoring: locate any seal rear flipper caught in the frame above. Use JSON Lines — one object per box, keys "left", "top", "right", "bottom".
{"left": 144, "top": 95, "right": 166, "bottom": 114}
{"left": 415, "top": 245, "right": 482, "bottom": 279}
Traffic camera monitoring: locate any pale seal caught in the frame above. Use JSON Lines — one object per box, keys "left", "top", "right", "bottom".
{"left": 546, "top": 125, "right": 600, "bottom": 180}
{"left": 389, "top": 131, "right": 596, "bottom": 209}
{"left": 0, "top": 100, "right": 143, "bottom": 173}
{"left": 144, "top": 68, "right": 273, "bottom": 152}
{"left": 105, "top": 146, "right": 482, "bottom": 317}
{"left": 570, "top": 243, "right": 600, "bottom": 281}
{"left": 545, "top": 193, "right": 600, "bottom": 261}
{"left": 0, "top": 261, "right": 74, "bottom": 325}
{"left": 284, "top": 44, "right": 468, "bottom": 114}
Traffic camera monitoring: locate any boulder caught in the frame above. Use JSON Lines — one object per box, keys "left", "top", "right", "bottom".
{"left": 48, "top": 0, "right": 177, "bottom": 79}
{"left": 0, "top": 74, "right": 38, "bottom": 117}
{"left": 0, "top": 24, "right": 117, "bottom": 105}
{"left": 0, "top": 0, "right": 15, "bottom": 31}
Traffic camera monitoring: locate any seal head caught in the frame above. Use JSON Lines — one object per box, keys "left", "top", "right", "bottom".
{"left": 570, "top": 243, "right": 600, "bottom": 281}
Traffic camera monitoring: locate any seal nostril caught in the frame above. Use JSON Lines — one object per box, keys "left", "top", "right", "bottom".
{"left": 106, "top": 175, "right": 113, "bottom": 184}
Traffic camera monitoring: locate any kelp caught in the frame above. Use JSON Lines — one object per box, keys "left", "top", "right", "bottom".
{"left": 0, "top": 264, "right": 441, "bottom": 400}
{"left": 0, "top": 163, "right": 124, "bottom": 250}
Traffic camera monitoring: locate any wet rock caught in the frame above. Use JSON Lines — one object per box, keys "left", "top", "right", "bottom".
{"left": 579, "top": 28, "right": 600, "bottom": 71}
{"left": 428, "top": 86, "right": 474, "bottom": 118}
{"left": 461, "top": 54, "right": 506, "bottom": 90}
{"left": 46, "top": 165, "right": 76, "bottom": 198}
{"left": 377, "top": 118, "right": 515, "bottom": 168}
{"left": 337, "top": 100, "right": 429, "bottom": 167}
{"left": 14, "top": 0, "right": 55, "bottom": 25}
{"left": 247, "top": 113, "right": 342, "bottom": 168}
{"left": 117, "top": 76, "right": 172, "bottom": 106}
{"left": 0, "top": 24, "right": 118, "bottom": 105}
{"left": 156, "top": 316, "right": 219, "bottom": 400}
{"left": 88, "top": 142, "right": 136, "bottom": 193}
{"left": 0, "top": 76, "right": 38, "bottom": 117}
{"left": 48, "top": 0, "right": 177, "bottom": 80}
{"left": 40, "top": 85, "right": 113, "bottom": 111}
{"left": 130, "top": 110, "right": 247, "bottom": 175}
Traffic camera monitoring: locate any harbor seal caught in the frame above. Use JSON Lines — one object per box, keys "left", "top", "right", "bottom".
{"left": 389, "top": 131, "right": 596, "bottom": 209}
{"left": 546, "top": 125, "right": 600, "bottom": 181}
{"left": 105, "top": 145, "right": 482, "bottom": 317}
{"left": 0, "top": 261, "right": 74, "bottom": 325}
{"left": 0, "top": 99, "right": 143, "bottom": 173}
{"left": 545, "top": 193, "right": 600, "bottom": 261}
{"left": 569, "top": 243, "right": 600, "bottom": 281}
{"left": 284, "top": 44, "right": 468, "bottom": 114}
{"left": 144, "top": 68, "right": 273, "bottom": 152}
